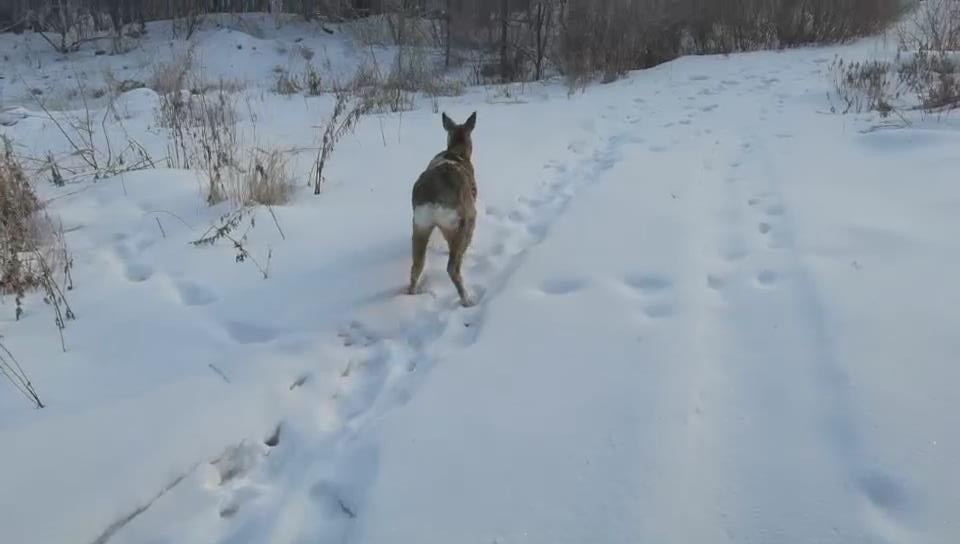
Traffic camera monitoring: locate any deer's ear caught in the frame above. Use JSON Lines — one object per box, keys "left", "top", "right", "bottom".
{"left": 442, "top": 112, "right": 456, "bottom": 132}
{"left": 464, "top": 111, "right": 477, "bottom": 131}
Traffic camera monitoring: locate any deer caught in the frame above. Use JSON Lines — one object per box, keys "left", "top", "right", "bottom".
{"left": 407, "top": 111, "right": 479, "bottom": 307}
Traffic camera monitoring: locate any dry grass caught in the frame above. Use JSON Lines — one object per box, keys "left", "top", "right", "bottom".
{"left": 149, "top": 46, "right": 195, "bottom": 95}
{"left": 830, "top": 52, "right": 960, "bottom": 115}
{"left": 0, "top": 136, "right": 75, "bottom": 348}
{"left": 297, "top": 44, "right": 316, "bottom": 61}
{"left": 273, "top": 67, "right": 302, "bottom": 95}
{"left": 156, "top": 76, "right": 240, "bottom": 204}
{"left": 231, "top": 148, "right": 295, "bottom": 206}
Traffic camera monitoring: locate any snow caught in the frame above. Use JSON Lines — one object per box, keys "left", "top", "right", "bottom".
{"left": 2, "top": 15, "right": 959, "bottom": 544}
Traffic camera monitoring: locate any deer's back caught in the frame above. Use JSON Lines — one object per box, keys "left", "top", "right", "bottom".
{"left": 412, "top": 151, "right": 476, "bottom": 216}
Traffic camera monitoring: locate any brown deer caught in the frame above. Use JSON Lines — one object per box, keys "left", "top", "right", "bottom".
{"left": 408, "top": 111, "right": 478, "bottom": 307}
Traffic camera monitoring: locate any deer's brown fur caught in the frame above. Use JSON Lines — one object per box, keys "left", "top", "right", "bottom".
{"left": 408, "top": 111, "right": 478, "bottom": 307}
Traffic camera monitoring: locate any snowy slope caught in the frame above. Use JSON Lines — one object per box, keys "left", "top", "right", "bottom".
{"left": 1, "top": 18, "right": 959, "bottom": 544}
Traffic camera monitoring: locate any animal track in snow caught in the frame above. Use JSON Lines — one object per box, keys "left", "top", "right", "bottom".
{"left": 124, "top": 263, "right": 155, "bottom": 282}
{"left": 642, "top": 303, "right": 675, "bottom": 319}
{"left": 623, "top": 274, "right": 672, "bottom": 294}
{"left": 224, "top": 321, "right": 279, "bottom": 344}
{"left": 309, "top": 480, "right": 357, "bottom": 519}
{"left": 858, "top": 471, "right": 912, "bottom": 520}
{"left": 756, "top": 269, "right": 780, "bottom": 286}
{"left": 175, "top": 279, "right": 218, "bottom": 306}
{"left": 722, "top": 247, "right": 748, "bottom": 262}
{"left": 766, "top": 204, "right": 785, "bottom": 216}
{"left": 540, "top": 277, "right": 588, "bottom": 296}
{"left": 219, "top": 487, "right": 261, "bottom": 519}
{"left": 706, "top": 274, "right": 726, "bottom": 291}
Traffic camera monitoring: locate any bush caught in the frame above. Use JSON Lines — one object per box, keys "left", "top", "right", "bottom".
{"left": 899, "top": 0, "right": 960, "bottom": 52}
{"left": 900, "top": 52, "right": 960, "bottom": 111}
{"left": 830, "top": 51, "right": 960, "bottom": 116}
{"left": 830, "top": 58, "right": 901, "bottom": 115}
{"left": 0, "top": 139, "right": 43, "bottom": 311}
{"left": 0, "top": 136, "right": 75, "bottom": 341}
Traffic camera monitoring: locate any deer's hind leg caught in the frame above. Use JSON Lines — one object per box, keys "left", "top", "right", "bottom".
{"left": 408, "top": 224, "right": 433, "bottom": 295}
{"left": 441, "top": 217, "right": 476, "bottom": 307}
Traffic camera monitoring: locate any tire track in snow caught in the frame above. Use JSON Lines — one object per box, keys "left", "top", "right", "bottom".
{"left": 744, "top": 132, "right": 918, "bottom": 540}
{"left": 693, "top": 100, "right": 917, "bottom": 542}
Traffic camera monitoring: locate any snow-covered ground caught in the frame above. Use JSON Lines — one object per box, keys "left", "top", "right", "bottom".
{"left": 2, "top": 16, "right": 958, "bottom": 544}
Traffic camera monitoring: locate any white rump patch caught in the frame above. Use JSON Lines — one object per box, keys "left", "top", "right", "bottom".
{"left": 428, "top": 156, "right": 462, "bottom": 170}
{"left": 414, "top": 204, "right": 461, "bottom": 230}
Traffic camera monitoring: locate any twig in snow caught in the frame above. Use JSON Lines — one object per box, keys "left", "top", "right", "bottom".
{"left": 0, "top": 339, "right": 44, "bottom": 408}
{"left": 208, "top": 363, "right": 231, "bottom": 384}
{"left": 267, "top": 206, "right": 286, "bottom": 240}
{"left": 88, "top": 463, "right": 199, "bottom": 544}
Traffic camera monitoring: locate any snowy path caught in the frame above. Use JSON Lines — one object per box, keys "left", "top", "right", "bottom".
{"left": 355, "top": 55, "right": 958, "bottom": 544}
{"left": 6, "top": 41, "right": 959, "bottom": 544}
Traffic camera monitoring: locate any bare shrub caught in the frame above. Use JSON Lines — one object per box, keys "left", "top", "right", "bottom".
{"left": 192, "top": 207, "right": 274, "bottom": 280}
{"left": 172, "top": 7, "right": 204, "bottom": 40}
{"left": 190, "top": 87, "right": 239, "bottom": 205}
{"left": 156, "top": 78, "right": 239, "bottom": 204}
{"left": 313, "top": 80, "right": 372, "bottom": 195}
{"left": 0, "top": 137, "right": 75, "bottom": 349}
{"left": 29, "top": 75, "right": 154, "bottom": 180}
{"left": 34, "top": 0, "right": 102, "bottom": 54}
{"left": 898, "top": 0, "right": 960, "bottom": 52}
{"left": 830, "top": 58, "right": 901, "bottom": 115}
{"left": 899, "top": 52, "right": 960, "bottom": 111}
{"left": 830, "top": 51, "right": 960, "bottom": 116}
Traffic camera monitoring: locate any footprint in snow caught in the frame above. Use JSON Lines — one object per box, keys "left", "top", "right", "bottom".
{"left": 125, "top": 262, "right": 155, "bottom": 283}
{"left": 642, "top": 304, "right": 675, "bottom": 319}
{"left": 224, "top": 321, "right": 279, "bottom": 344}
{"left": 756, "top": 269, "right": 780, "bottom": 287}
{"left": 540, "top": 277, "right": 588, "bottom": 296}
{"left": 175, "top": 279, "right": 218, "bottom": 306}
{"left": 706, "top": 274, "right": 726, "bottom": 291}
{"left": 623, "top": 273, "right": 672, "bottom": 295}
